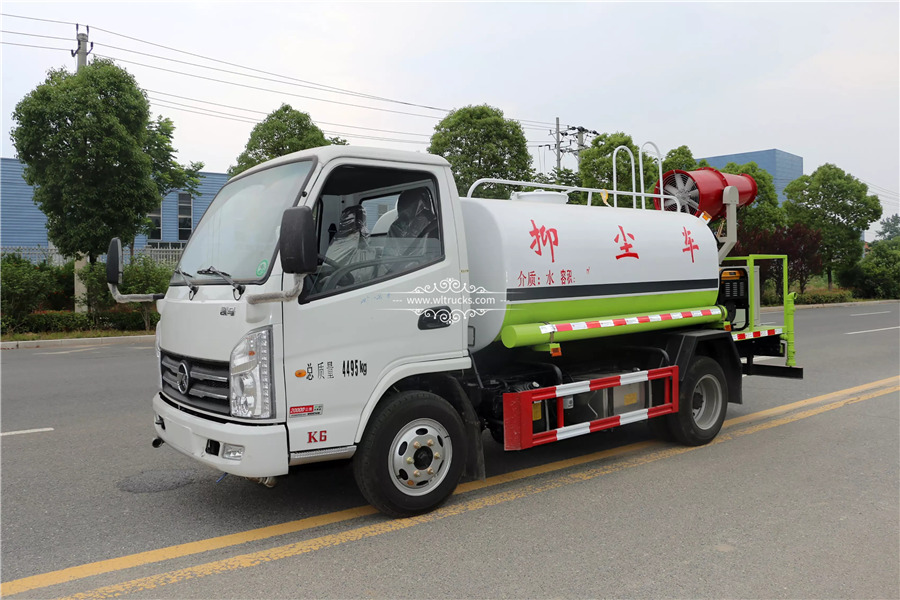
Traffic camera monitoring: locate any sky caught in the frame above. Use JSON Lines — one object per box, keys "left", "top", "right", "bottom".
{"left": 1, "top": 2, "right": 898, "bottom": 239}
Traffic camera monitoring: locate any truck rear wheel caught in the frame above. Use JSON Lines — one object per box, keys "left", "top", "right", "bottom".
{"left": 353, "top": 390, "right": 466, "bottom": 518}
{"left": 669, "top": 356, "right": 727, "bottom": 446}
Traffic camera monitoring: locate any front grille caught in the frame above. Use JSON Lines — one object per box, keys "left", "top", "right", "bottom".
{"left": 160, "top": 351, "right": 230, "bottom": 415}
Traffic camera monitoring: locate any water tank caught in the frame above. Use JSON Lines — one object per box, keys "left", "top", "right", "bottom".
{"left": 460, "top": 198, "right": 720, "bottom": 351}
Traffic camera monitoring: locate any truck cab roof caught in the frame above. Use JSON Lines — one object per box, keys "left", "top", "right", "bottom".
{"left": 234, "top": 145, "right": 451, "bottom": 181}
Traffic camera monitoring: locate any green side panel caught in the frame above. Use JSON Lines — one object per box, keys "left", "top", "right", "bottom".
{"left": 501, "top": 305, "right": 724, "bottom": 348}
{"left": 499, "top": 290, "right": 717, "bottom": 331}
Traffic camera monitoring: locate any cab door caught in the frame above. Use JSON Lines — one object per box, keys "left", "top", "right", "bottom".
{"left": 281, "top": 158, "right": 467, "bottom": 453}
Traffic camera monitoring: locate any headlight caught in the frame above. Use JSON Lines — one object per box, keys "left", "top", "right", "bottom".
{"left": 230, "top": 327, "right": 273, "bottom": 419}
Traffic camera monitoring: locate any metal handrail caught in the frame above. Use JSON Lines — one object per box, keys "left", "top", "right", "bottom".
{"left": 465, "top": 178, "right": 681, "bottom": 211}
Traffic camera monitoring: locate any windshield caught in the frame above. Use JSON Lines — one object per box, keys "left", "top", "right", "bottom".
{"left": 176, "top": 160, "right": 314, "bottom": 283}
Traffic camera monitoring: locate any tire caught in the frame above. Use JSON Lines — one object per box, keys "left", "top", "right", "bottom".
{"left": 647, "top": 414, "right": 675, "bottom": 442}
{"left": 669, "top": 356, "right": 728, "bottom": 446}
{"left": 353, "top": 390, "right": 467, "bottom": 518}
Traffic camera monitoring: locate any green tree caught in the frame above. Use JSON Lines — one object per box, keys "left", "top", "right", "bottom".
{"left": 531, "top": 167, "right": 587, "bottom": 204}
{"left": 11, "top": 59, "right": 197, "bottom": 261}
{"left": 428, "top": 104, "right": 531, "bottom": 199}
{"left": 876, "top": 213, "right": 900, "bottom": 241}
{"left": 661, "top": 145, "right": 699, "bottom": 172}
{"left": 778, "top": 223, "right": 824, "bottom": 294}
{"left": 229, "top": 104, "right": 329, "bottom": 176}
{"left": 578, "top": 132, "right": 660, "bottom": 208}
{"left": 784, "top": 164, "right": 882, "bottom": 289}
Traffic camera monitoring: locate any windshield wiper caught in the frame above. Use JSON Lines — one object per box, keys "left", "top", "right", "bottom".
{"left": 173, "top": 267, "right": 198, "bottom": 296}
{"left": 197, "top": 266, "right": 246, "bottom": 296}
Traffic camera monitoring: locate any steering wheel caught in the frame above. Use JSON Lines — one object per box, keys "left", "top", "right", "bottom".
{"left": 318, "top": 253, "right": 340, "bottom": 269}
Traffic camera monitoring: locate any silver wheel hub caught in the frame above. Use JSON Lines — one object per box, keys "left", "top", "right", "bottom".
{"left": 691, "top": 373, "right": 723, "bottom": 430}
{"left": 389, "top": 418, "right": 452, "bottom": 496}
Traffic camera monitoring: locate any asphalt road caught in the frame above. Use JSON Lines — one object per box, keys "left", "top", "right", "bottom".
{"left": 1, "top": 302, "right": 898, "bottom": 598}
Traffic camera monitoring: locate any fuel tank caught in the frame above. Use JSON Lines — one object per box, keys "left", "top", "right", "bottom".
{"left": 460, "top": 196, "right": 720, "bottom": 352}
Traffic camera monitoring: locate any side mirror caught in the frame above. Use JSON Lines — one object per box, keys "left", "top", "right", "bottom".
{"left": 279, "top": 206, "right": 317, "bottom": 274}
{"left": 106, "top": 238, "right": 123, "bottom": 285}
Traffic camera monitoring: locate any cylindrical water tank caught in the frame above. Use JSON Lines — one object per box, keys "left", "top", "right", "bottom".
{"left": 460, "top": 197, "right": 721, "bottom": 351}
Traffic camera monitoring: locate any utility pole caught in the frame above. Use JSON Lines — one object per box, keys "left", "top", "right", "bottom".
{"left": 73, "top": 26, "right": 92, "bottom": 312}
{"left": 554, "top": 117, "right": 561, "bottom": 173}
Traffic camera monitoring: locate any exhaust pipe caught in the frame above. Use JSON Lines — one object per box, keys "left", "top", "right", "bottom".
{"left": 152, "top": 437, "right": 165, "bottom": 448}
{"left": 246, "top": 476, "right": 279, "bottom": 488}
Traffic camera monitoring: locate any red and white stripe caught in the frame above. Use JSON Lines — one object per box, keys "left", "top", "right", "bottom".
{"left": 538, "top": 308, "right": 721, "bottom": 335}
{"left": 732, "top": 328, "right": 783, "bottom": 341}
{"left": 502, "top": 366, "right": 679, "bottom": 450}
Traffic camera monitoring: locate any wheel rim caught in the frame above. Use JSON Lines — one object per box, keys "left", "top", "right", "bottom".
{"left": 691, "top": 373, "right": 724, "bottom": 431}
{"left": 388, "top": 418, "right": 453, "bottom": 496}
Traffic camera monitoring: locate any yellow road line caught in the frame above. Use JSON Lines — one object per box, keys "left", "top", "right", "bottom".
{"left": 2, "top": 376, "right": 897, "bottom": 596}
{"left": 722, "top": 375, "right": 898, "bottom": 429}
{"left": 58, "top": 384, "right": 899, "bottom": 600}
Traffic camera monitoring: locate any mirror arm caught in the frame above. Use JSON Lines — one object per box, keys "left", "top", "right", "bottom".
{"left": 246, "top": 274, "right": 306, "bottom": 305}
{"left": 108, "top": 282, "right": 164, "bottom": 304}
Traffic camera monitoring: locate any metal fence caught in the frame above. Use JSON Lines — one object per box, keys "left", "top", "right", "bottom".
{"left": 1, "top": 246, "right": 182, "bottom": 265}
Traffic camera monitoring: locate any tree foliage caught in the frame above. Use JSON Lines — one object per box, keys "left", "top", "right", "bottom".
{"left": 530, "top": 167, "right": 587, "bottom": 204}
{"left": 578, "top": 132, "right": 661, "bottom": 208}
{"left": 661, "top": 145, "right": 699, "bottom": 173}
{"left": 733, "top": 223, "right": 823, "bottom": 295}
{"left": 876, "top": 213, "right": 900, "bottom": 241}
{"left": 784, "top": 163, "right": 882, "bottom": 288}
{"left": 0, "top": 254, "right": 54, "bottom": 331}
{"left": 839, "top": 238, "right": 900, "bottom": 299}
{"left": 428, "top": 104, "right": 531, "bottom": 199}
{"left": 11, "top": 59, "right": 199, "bottom": 261}
{"left": 229, "top": 104, "right": 329, "bottom": 176}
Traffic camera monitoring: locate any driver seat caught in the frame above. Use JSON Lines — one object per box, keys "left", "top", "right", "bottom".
{"left": 387, "top": 187, "right": 437, "bottom": 253}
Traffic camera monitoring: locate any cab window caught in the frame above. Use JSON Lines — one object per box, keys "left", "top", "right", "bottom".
{"left": 304, "top": 165, "right": 442, "bottom": 299}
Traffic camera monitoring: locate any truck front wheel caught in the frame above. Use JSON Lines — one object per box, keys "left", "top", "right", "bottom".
{"left": 669, "top": 356, "right": 728, "bottom": 446}
{"left": 353, "top": 390, "right": 467, "bottom": 518}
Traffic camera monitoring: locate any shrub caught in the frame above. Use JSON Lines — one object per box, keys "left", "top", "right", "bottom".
{"left": 855, "top": 239, "right": 900, "bottom": 299}
{"left": 17, "top": 310, "right": 157, "bottom": 333}
{"left": 21, "top": 311, "right": 93, "bottom": 332}
{"left": 37, "top": 260, "right": 75, "bottom": 311}
{"left": 0, "top": 253, "right": 54, "bottom": 331}
{"left": 121, "top": 254, "right": 173, "bottom": 330}
{"left": 795, "top": 290, "right": 854, "bottom": 304}
{"left": 77, "top": 261, "right": 115, "bottom": 317}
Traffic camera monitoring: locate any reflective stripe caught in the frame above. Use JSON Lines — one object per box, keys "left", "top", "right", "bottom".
{"left": 618, "top": 408, "right": 650, "bottom": 426}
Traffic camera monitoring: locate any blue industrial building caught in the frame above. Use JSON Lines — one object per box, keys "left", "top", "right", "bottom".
{"left": 698, "top": 149, "right": 802, "bottom": 204}
{"left": 0, "top": 157, "right": 228, "bottom": 252}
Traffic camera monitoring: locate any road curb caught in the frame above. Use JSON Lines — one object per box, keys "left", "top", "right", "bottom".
{"left": 1, "top": 335, "right": 154, "bottom": 350}
{"left": 760, "top": 299, "right": 898, "bottom": 312}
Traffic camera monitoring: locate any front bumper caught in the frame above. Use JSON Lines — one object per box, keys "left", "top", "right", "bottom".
{"left": 153, "top": 393, "right": 289, "bottom": 477}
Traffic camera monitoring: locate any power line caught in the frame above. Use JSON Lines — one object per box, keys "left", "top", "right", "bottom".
{"left": 148, "top": 94, "right": 435, "bottom": 138}
{"left": 1, "top": 29, "right": 72, "bottom": 41}
{"left": 0, "top": 40, "right": 71, "bottom": 52}
{"left": 147, "top": 99, "right": 429, "bottom": 146}
{"left": 0, "top": 13, "right": 77, "bottom": 27}
{"left": 95, "top": 41, "right": 441, "bottom": 107}
{"left": 95, "top": 53, "right": 456, "bottom": 120}
{"left": 88, "top": 24, "right": 451, "bottom": 112}
{"left": 88, "top": 22, "right": 566, "bottom": 128}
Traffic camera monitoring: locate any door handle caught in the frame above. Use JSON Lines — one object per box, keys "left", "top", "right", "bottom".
{"left": 418, "top": 306, "right": 452, "bottom": 330}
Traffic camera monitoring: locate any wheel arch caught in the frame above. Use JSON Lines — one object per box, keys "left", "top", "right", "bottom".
{"left": 663, "top": 329, "right": 743, "bottom": 405}
{"left": 354, "top": 358, "right": 485, "bottom": 481}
